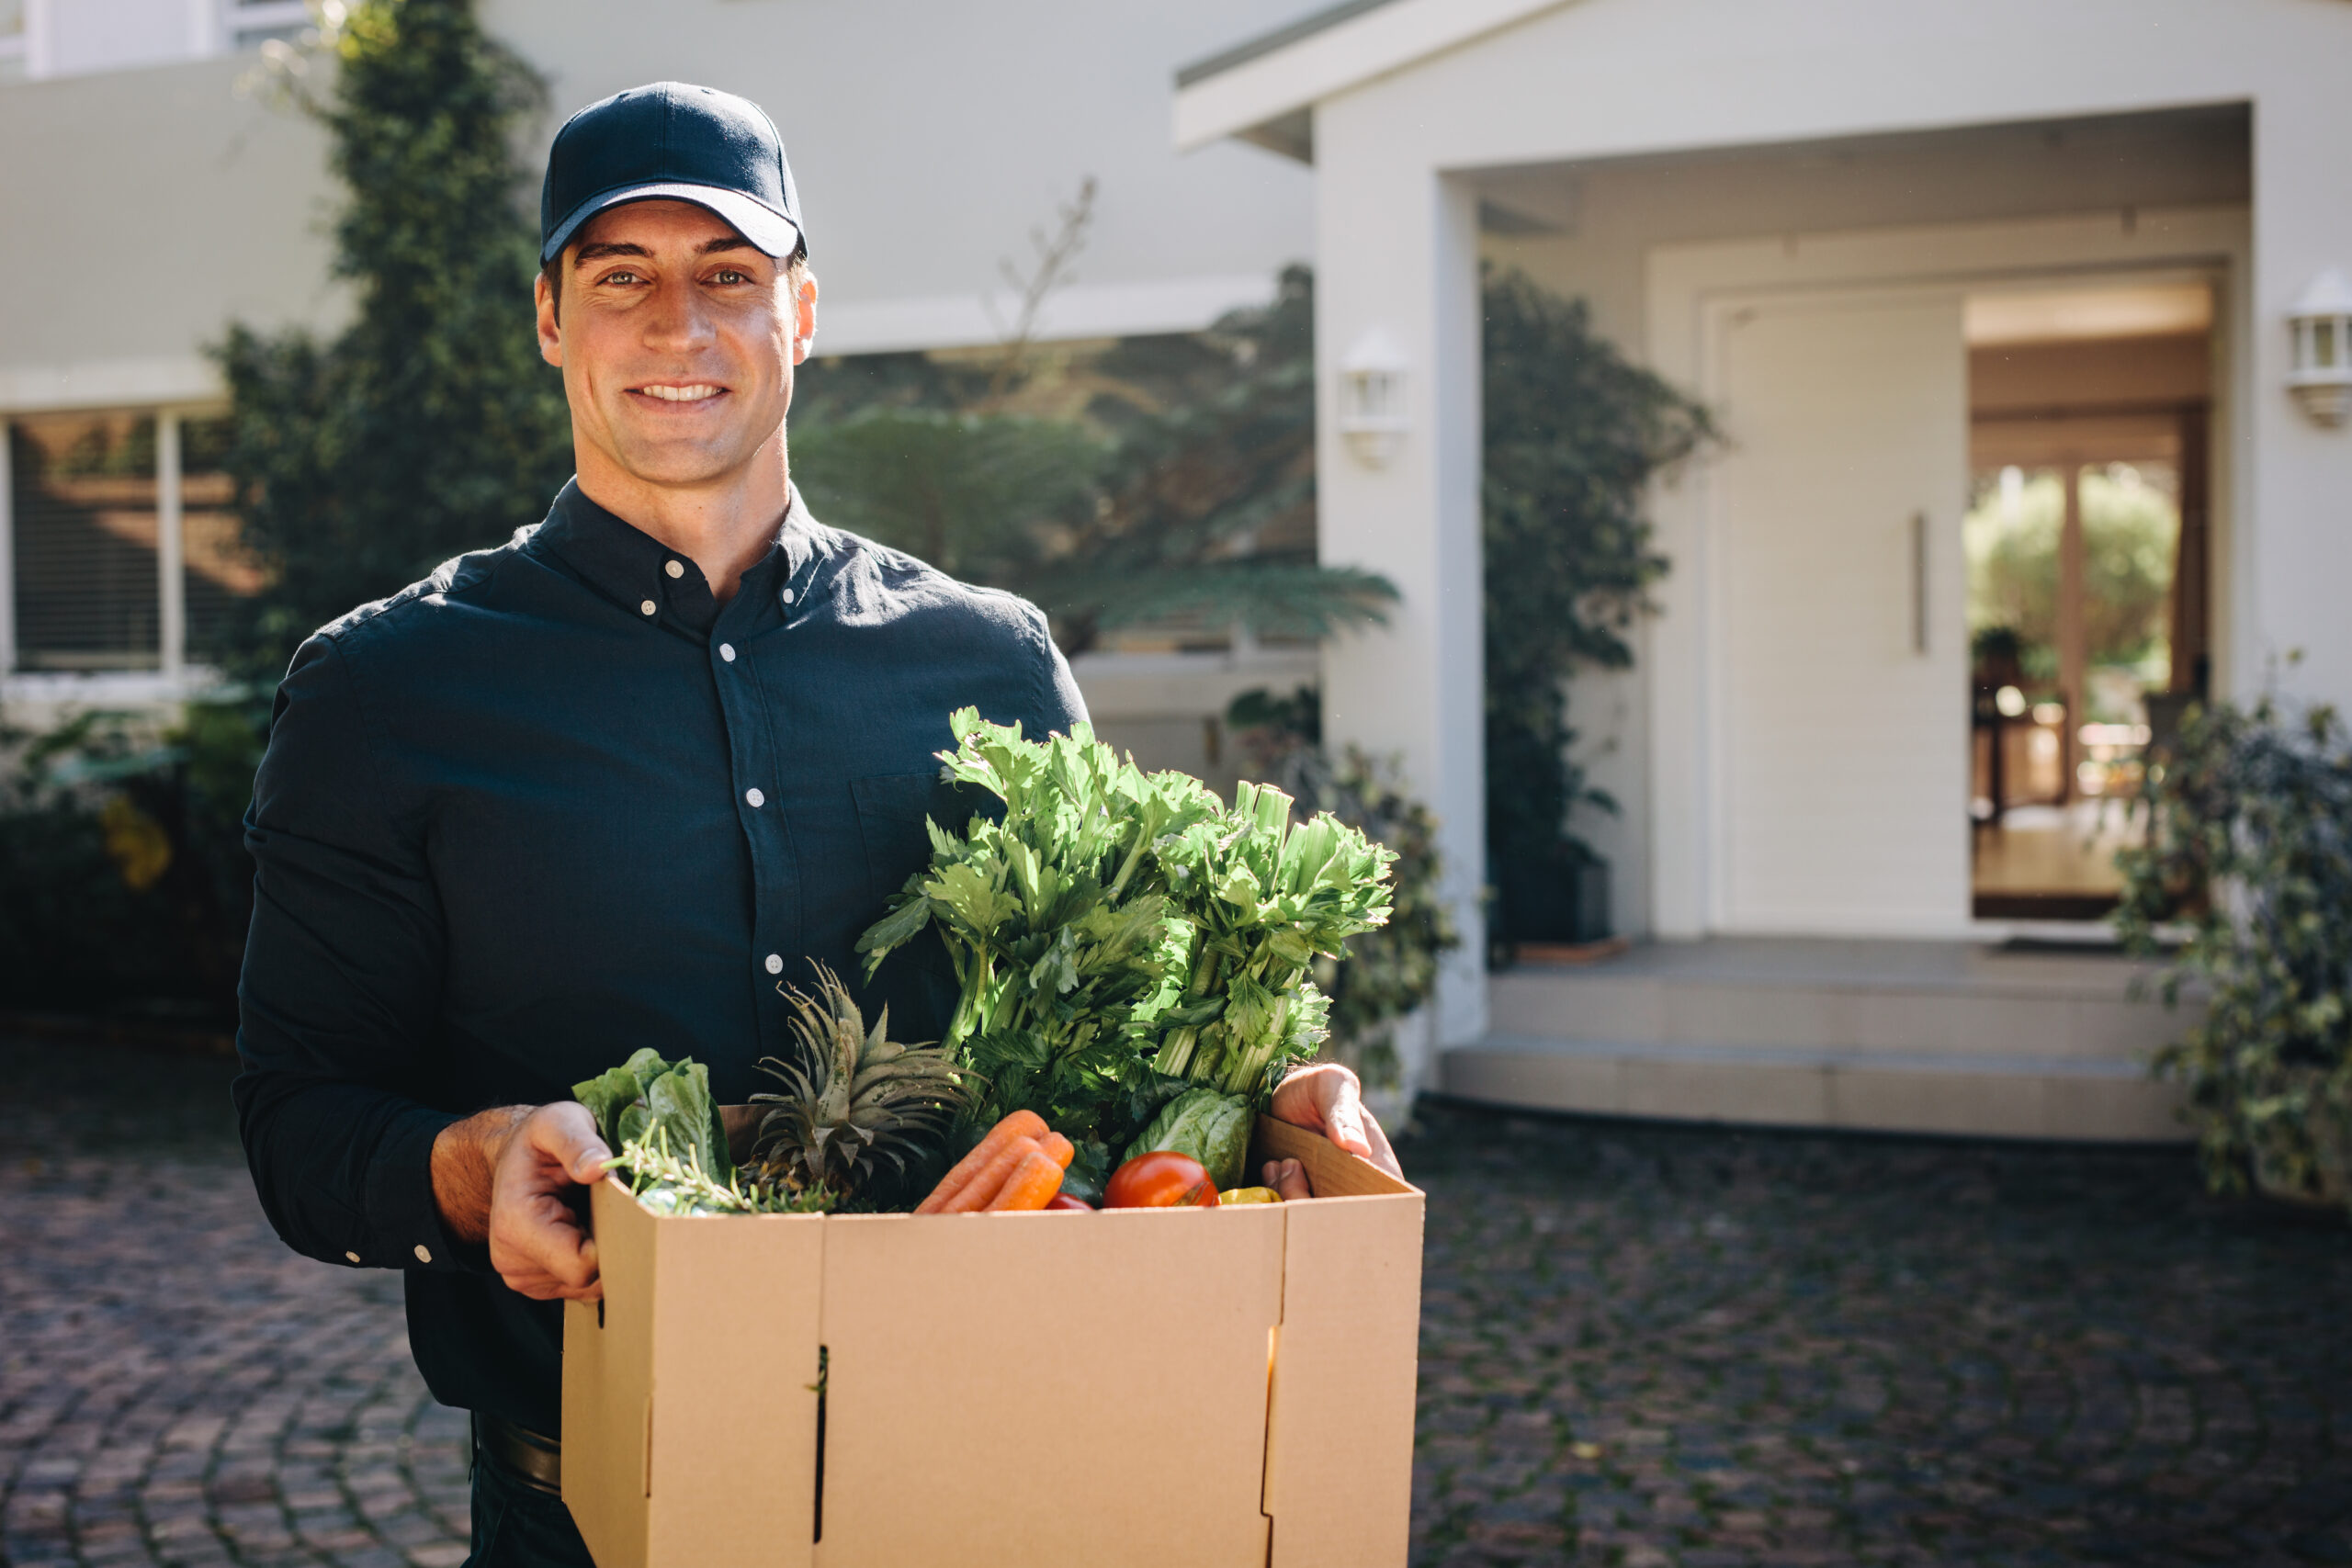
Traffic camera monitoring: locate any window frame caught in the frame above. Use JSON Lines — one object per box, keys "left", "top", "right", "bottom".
{"left": 0, "top": 402, "right": 232, "bottom": 700}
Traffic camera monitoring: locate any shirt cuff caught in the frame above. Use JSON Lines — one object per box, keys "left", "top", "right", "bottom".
{"left": 365, "top": 1104, "right": 486, "bottom": 1274}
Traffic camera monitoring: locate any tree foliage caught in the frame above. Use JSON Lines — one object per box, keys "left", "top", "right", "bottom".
{"left": 790, "top": 411, "right": 1102, "bottom": 588}
{"left": 1227, "top": 686, "right": 1459, "bottom": 1089}
{"left": 790, "top": 266, "right": 1397, "bottom": 654}
{"left": 213, "top": 0, "right": 570, "bottom": 670}
{"left": 1480, "top": 269, "right": 1713, "bottom": 940}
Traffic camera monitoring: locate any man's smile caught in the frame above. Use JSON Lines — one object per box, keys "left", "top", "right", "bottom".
{"left": 630, "top": 382, "right": 728, "bottom": 403}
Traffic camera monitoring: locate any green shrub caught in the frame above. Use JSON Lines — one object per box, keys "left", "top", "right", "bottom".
{"left": 1227, "top": 687, "right": 1459, "bottom": 1091}
{"left": 1480, "top": 270, "right": 1713, "bottom": 942}
{"left": 0, "top": 699, "right": 264, "bottom": 1022}
{"left": 2116, "top": 695, "right": 2352, "bottom": 1206}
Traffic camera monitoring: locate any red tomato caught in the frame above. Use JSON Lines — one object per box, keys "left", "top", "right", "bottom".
{"left": 1044, "top": 1193, "right": 1093, "bottom": 1212}
{"left": 1103, "top": 1151, "right": 1218, "bottom": 1210}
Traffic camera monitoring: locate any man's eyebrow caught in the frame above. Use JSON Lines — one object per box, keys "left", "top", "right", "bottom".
{"left": 571, "top": 242, "right": 650, "bottom": 267}
{"left": 570, "top": 236, "right": 759, "bottom": 268}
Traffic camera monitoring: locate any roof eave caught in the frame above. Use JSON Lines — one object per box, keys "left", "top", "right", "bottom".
{"left": 1171, "top": 0, "right": 1567, "bottom": 154}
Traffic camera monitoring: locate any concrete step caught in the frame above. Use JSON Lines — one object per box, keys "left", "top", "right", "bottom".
{"left": 1444, "top": 939, "right": 2198, "bottom": 1143}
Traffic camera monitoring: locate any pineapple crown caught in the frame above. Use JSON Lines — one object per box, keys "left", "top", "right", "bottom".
{"left": 748, "top": 963, "right": 969, "bottom": 1201}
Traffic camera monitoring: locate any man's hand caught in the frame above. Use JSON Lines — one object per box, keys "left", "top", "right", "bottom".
{"left": 1268, "top": 1061, "right": 1404, "bottom": 1179}
{"left": 430, "top": 1102, "right": 612, "bottom": 1303}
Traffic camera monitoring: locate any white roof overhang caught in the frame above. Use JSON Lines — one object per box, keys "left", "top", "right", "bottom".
{"left": 1173, "top": 0, "right": 1569, "bottom": 157}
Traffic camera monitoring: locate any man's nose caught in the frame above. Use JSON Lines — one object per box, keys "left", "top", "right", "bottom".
{"left": 640, "top": 279, "right": 717, "bottom": 355}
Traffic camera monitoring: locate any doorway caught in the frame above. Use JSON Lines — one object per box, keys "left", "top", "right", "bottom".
{"left": 1962, "top": 281, "right": 2213, "bottom": 920}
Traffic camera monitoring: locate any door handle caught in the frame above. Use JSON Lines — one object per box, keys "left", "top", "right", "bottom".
{"left": 1910, "top": 510, "right": 1928, "bottom": 656}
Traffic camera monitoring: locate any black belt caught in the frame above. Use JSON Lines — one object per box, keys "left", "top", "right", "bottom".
{"left": 476, "top": 1412, "right": 562, "bottom": 1496}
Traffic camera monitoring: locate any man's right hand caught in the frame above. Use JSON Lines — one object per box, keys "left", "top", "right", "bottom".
{"left": 431, "top": 1102, "right": 613, "bottom": 1303}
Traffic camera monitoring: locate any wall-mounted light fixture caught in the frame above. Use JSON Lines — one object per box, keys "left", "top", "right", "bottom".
{"left": 1338, "top": 328, "right": 1408, "bottom": 467}
{"left": 2288, "top": 268, "right": 2352, "bottom": 428}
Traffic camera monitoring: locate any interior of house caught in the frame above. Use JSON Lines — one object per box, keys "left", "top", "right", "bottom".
{"left": 1963, "top": 279, "right": 2212, "bottom": 920}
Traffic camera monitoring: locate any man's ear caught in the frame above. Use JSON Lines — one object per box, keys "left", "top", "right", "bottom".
{"left": 791, "top": 268, "right": 819, "bottom": 366}
{"left": 536, "top": 272, "right": 563, "bottom": 368}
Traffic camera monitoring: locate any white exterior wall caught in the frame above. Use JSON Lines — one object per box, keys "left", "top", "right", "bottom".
{"left": 0, "top": 54, "right": 341, "bottom": 406}
{"left": 1295, "top": 0, "right": 2352, "bottom": 953}
{"left": 488, "top": 0, "right": 1317, "bottom": 355}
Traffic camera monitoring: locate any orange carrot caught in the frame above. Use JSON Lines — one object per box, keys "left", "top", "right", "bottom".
{"left": 940, "top": 1135, "right": 1043, "bottom": 1214}
{"left": 986, "top": 1148, "right": 1065, "bottom": 1212}
{"left": 916, "top": 1111, "right": 1049, "bottom": 1214}
{"left": 1039, "top": 1131, "right": 1074, "bottom": 1169}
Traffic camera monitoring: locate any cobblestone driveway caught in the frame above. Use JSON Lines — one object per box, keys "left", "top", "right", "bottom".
{"left": 4, "top": 1038, "right": 2347, "bottom": 1568}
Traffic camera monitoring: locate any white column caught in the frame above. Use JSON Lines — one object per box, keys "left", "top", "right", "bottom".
{"left": 187, "top": 0, "right": 220, "bottom": 58}
{"left": 1316, "top": 125, "right": 1488, "bottom": 1063}
{"left": 0, "top": 419, "right": 15, "bottom": 677}
{"left": 22, "top": 0, "right": 51, "bottom": 79}
{"left": 157, "top": 411, "right": 185, "bottom": 681}
{"left": 2243, "top": 79, "right": 2352, "bottom": 714}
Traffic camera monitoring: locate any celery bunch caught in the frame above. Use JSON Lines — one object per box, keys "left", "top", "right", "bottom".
{"left": 1150, "top": 778, "right": 1396, "bottom": 1099}
{"left": 855, "top": 710, "right": 1221, "bottom": 1141}
{"left": 856, "top": 708, "right": 1395, "bottom": 1147}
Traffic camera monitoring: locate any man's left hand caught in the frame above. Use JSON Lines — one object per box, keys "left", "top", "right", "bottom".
{"left": 1268, "top": 1061, "right": 1404, "bottom": 1179}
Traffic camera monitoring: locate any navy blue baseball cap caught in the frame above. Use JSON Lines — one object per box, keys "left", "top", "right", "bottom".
{"left": 539, "top": 82, "right": 806, "bottom": 266}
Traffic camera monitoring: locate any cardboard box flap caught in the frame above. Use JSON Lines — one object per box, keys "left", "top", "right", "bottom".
{"left": 1251, "top": 1117, "right": 1425, "bottom": 1568}
{"left": 566, "top": 1179, "right": 824, "bottom": 1568}
{"left": 1250, "top": 1116, "right": 1419, "bottom": 1200}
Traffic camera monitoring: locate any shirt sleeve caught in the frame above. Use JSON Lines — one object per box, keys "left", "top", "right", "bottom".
{"left": 1024, "top": 604, "right": 1091, "bottom": 735}
{"left": 232, "top": 632, "right": 477, "bottom": 1275}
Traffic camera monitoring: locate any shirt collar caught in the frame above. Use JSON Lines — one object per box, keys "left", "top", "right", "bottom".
{"left": 531, "top": 479, "right": 819, "bottom": 632}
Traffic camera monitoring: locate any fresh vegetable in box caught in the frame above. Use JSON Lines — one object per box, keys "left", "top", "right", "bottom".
{"left": 1122, "top": 1084, "right": 1254, "bottom": 1192}
{"left": 578, "top": 708, "right": 1396, "bottom": 1219}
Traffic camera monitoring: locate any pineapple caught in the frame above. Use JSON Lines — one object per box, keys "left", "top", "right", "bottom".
{"left": 748, "top": 964, "right": 968, "bottom": 1205}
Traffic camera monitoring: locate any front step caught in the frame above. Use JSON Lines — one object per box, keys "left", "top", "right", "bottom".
{"left": 1443, "top": 938, "right": 2196, "bottom": 1143}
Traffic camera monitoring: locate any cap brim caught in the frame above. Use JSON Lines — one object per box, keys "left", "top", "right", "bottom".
{"left": 541, "top": 182, "right": 802, "bottom": 265}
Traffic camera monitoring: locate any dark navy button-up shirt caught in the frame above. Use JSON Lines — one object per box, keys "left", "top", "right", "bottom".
{"left": 232, "top": 479, "right": 1086, "bottom": 1433}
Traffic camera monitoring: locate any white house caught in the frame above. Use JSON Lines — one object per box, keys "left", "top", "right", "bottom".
{"left": 12, "top": 0, "right": 2345, "bottom": 1142}
{"left": 1176, "top": 0, "right": 2352, "bottom": 1138}
{"left": 0, "top": 0, "right": 1329, "bottom": 766}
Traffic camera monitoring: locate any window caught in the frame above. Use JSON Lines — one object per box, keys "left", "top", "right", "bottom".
{"left": 2, "top": 409, "right": 260, "bottom": 679}
{"left": 223, "top": 0, "right": 309, "bottom": 51}
{"left": 8, "top": 413, "right": 162, "bottom": 671}
{"left": 180, "top": 416, "right": 261, "bottom": 660}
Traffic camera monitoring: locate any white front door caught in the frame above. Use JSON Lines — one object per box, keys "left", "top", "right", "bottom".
{"left": 1707, "top": 288, "right": 1969, "bottom": 934}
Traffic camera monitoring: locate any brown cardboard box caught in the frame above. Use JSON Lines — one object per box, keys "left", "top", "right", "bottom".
{"left": 561, "top": 1116, "right": 1422, "bottom": 1567}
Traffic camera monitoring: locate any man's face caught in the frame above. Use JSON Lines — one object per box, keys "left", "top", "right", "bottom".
{"left": 536, "top": 199, "right": 817, "bottom": 491}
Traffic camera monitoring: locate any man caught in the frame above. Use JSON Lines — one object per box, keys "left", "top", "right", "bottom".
{"left": 235, "top": 82, "right": 1399, "bottom": 1568}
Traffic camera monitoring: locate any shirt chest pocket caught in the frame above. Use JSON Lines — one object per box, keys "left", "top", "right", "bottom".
{"left": 850, "top": 772, "right": 987, "bottom": 987}
{"left": 850, "top": 772, "right": 950, "bottom": 910}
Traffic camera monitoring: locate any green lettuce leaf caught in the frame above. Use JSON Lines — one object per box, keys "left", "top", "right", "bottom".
{"left": 1122, "top": 1086, "right": 1254, "bottom": 1191}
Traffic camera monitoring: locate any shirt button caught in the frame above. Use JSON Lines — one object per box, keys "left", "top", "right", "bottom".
{"left": 664, "top": 559, "right": 684, "bottom": 580}
{"left": 745, "top": 787, "right": 765, "bottom": 808}
{"left": 413, "top": 1244, "right": 433, "bottom": 1265}
{"left": 344, "top": 1250, "right": 361, "bottom": 1264}
{"left": 764, "top": 953, "right": 784, "bottom": 976}
{"left": 639, "top": 600, "right": 657, "bottom": 617}
{"left": 781, "top": 587, "right": 796, "bottom": 605}
{"left": 719, "top": 643, "right": 736, "bottom": 662}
